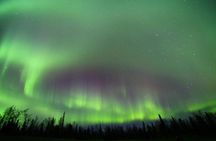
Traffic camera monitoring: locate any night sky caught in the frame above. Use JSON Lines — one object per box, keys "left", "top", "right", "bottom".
{"left": 0, "top": 0, "right": 216, "bottom": 124}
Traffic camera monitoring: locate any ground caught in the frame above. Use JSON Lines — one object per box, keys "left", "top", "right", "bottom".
{"left": 0, "top": 135, "right": 216, "bottom": 141}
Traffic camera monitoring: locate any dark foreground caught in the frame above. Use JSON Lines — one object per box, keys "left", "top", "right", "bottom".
{"left": 0, "top": 135, "right": 216, "bottom": 141}
{"left": 1, "top": 107, "right": 216, "bottom": 140}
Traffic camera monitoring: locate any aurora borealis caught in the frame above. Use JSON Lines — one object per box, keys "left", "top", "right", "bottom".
{"left": 0, "top": 0, "right": 216, "bottom": 124}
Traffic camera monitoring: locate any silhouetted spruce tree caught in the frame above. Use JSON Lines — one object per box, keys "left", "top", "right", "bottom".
{"left": 58, "top": 112, "right": 65, "bottom": 136}
{"left": 170, "top": 116, "right": 180, "bottom": 135}
{"left": 158, "top": 114, "right": 168, "bottom": 136}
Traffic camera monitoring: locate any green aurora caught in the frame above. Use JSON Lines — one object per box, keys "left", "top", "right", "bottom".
{"left": 0, "top": 0, "right": 216, "bottom": 124}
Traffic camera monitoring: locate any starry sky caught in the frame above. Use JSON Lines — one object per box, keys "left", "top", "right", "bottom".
{"left": 0, "top": 0, "right": 216, "bottom": 124}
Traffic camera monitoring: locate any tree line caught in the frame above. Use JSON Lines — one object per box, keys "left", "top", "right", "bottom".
{"left": 0, "top": 106, "right": 216, "bottom": 139}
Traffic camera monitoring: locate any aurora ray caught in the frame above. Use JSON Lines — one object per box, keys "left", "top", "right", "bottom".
{"left": 0, "top": 0, "right": 216, "bottom": 124}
